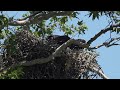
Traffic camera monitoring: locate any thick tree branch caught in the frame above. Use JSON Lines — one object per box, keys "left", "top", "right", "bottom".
{"left": 87, "top": 23, "right": 120, "bottom": 45}
{"left": 8, "top": 11, "right": 73, "bottom": 26}
{"left": 89, "top": 67, "right": 109, "bottom": 79}
{"left": 18, "top": 11, "right": 42, "bottom": 21}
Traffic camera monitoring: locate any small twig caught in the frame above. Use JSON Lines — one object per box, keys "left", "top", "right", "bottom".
{"left": 107, "top": 43, "right": 120, "bottom": 47}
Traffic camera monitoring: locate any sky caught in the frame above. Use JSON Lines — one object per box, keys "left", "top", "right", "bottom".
{"left": 2, "top": 11, "right": 120, "bottom": 79}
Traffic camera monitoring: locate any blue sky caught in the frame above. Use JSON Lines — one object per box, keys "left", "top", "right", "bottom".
{"left": 3, "top": 11, "right": 120, "bottom": 79}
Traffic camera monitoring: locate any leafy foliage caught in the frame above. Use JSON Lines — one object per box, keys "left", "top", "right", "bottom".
{"left": 0, "top": 15, "right": 8, "bottom": 29}
{"left": 28, "top": 11, "right": 88, "bottom": 37}
{"left": 0, "top": 66, "right": 24, "bottom": 79}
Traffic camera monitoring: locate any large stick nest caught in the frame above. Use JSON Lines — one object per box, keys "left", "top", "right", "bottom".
{"left": 1, "top": 30, "right": 103, "bottom": 79}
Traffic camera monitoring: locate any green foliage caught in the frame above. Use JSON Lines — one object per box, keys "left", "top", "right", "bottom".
{"left": 69, "top": 12, "right": 79, "bottom": 19}
{"left": 27, "top": 11, "right": 88, "bottom": 36}
{"left": 0, "top": 15, "right": 8, "bottom": 27}
{"left": 60, "top": 16, "right": 68, "bottom": 25}
{"left": 4, "top": 33, "right": 17, "bottom": 55}
{"left": 0, "top": 29, "right": 12, "bottom": 39}
{"left": 88, "top": 11, "right": 115, "bottom": 20}
{"left": 0, "top": 66, "right": 24, "bottom": 79}
{"left": 0, "top": 30, "right": 5, "bottom": 39}
{"left": 22, "top": 12, "right": 29, "bottom": 18}
{"left": 112, "top": 27, "right": 120, "bottom": 34}
{"left": 88, "top": 11, "right": 120, "bottom": 34}
{"left": 88, "top": 11, "right": 101, "bottom": 20}
{"left": 0, "top": 15, "right": 8, "bottom": 37}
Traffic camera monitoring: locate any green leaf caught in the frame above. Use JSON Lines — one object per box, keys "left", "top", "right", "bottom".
{"left": 60, "top": 16, "right": 68, "bottom": 25}
{"left": 0, "top": 32, "right": 4, "bottom": 39}
{"left": 50, "top": 18, "right": 54, "bottom": 22}
{"left": 37, "top": 31, "right": 41, "bottom": 37}
{"left": 34, "top": 31, "right": 39, "bottom": 37}
{"left": 117, "top": 28, "right": 120, "bottom": 34}
{"left": 52, "top": 16, "right": 58, "bottom": 22}
{"left": 0, "top": 30, "right": 8, "bottom": 39}
{"left": 0, "top": 15, "right": 8, "bottom": 26}
{"left": 0, "top": 66, "right": 24, "bottom": 79}
{"left": 77, "top": 20, "right": 83, "bottom": 25}
{"left": 89, "top": 11, "right": 100, "bottom": 20}
{"left": 65, "top": 29, "right": 72, "bottom": 35}
{"left": 39, "top": 20, "right": 46, "bottom": 29}
{"left": 46, "top": 29, "right": 53, "bottom": 35}
{"left": 71, "top": 12, "right": 79, "bottom": 18}
{"left": 89, "top": 12, "right": 93, "bottom": 17}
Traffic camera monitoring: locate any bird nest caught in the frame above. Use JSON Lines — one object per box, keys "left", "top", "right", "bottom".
{"left": 1, "top": 30, "right": 103, "bottom": 79}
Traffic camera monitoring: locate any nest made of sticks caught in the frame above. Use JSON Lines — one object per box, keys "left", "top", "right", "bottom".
{"left": 1, "top": 30, "right": 103, "bottom": 79}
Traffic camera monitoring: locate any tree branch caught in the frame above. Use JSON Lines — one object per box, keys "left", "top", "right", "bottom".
{"left": 88, "top": 37, "right": 120, "bottom": 49}
{"left": 89, "top": 67, "right": 109, "bottom": 79}
{"left": 87, "top": 23, "right": 120, "bottom": 45}
{"left": 8, "top": 11, "right": 73, "bottom": 26}
{"left": 107, "top": 43, "right": 120, "bottom": 47}
{"left": 89, "top": 44, "right": 104, "bottom": 49}
{"left": 18, "top": 11, "right": 42, "bottom": 21}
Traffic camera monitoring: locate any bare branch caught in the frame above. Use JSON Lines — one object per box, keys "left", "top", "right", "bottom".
{"left": 87, "top": 23, "right": 120, "bottom": 45}
{"left": 107, "top": 43, "right": 120, "bottom": 47}
{"left": 89, "top": 44, "right": 104, "bottom": 49}
{"left": 89, "top": 37, "right": 120, "bottom": 49}
{"left": 89, "top": 67, "right": 109, "bottom": 79}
